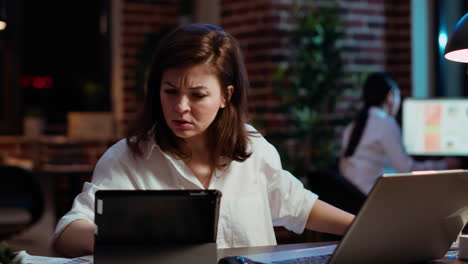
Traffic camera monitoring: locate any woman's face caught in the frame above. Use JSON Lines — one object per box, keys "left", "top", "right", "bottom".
{"left": 383, "top": 89, "right": 401, "bottom": 116}
{"left": 388, "top": 88, "right": 401, "bottom": 116}
{"left": 160, "top": 64, "right": 227, "bottom": 141}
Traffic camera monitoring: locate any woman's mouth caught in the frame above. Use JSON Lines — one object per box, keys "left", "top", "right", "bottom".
{"left": 172, "top": 120, "right": 192, "bottom": 129}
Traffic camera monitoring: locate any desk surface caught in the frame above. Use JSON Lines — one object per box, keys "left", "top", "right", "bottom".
{"left": 218, "top": 242, "right": 468, "bottom": 264}
{"left": 15, "top": 241, "right": 468, "bottom": 264}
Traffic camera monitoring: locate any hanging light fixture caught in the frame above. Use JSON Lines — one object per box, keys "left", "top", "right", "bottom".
{"left": 444, "top": 13, "right": 468, "bottom": 63}
{"left": 0, "top": 0, "right": 6, "bottom": 31}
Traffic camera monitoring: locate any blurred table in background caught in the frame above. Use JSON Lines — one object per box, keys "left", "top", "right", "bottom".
{"left": 1, "top": 135, "right": 115, "bottom": 221}
{"left": 0, "top": 135, "right": 336, "bottom": 245}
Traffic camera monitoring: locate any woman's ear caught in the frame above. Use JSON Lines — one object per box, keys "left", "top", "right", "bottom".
{"left": 227, "top": 85, "right": 234, "bottom": 102}
{"left": 381, "top": 90, "right": 393, "bottom": 114}
{"left": 384, "top": 89, "right": 400, "bottom": 116}
{"left": 385, "top": 90, "right": 394, "bottom": 106}
{"left": 221, "top": 85, "right": 234, "bottom": 108}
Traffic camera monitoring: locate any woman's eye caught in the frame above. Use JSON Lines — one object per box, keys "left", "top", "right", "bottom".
{"left": 163, "top": 89, "right": 177, "bottom": 95}
{"left": 193, "top": 93, "right": 206, "bottom": 98}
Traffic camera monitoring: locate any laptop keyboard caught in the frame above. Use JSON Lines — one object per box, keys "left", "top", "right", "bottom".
{"left": 270, "top": 254, "right": 332, "bottom": 264}
{"left": 242, "top": 245, "right": 336, "bottom": 264}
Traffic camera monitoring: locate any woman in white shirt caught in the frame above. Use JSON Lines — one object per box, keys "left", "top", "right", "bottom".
{"left": 340, "top": 72, "right": 460, "bottom": 195}
{"left": 52, "top": 24, "right": 355, "bottom": 257}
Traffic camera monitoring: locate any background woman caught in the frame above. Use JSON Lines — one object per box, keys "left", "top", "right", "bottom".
{"left": 340, "top": 72, "right": 460, "bottom": 195}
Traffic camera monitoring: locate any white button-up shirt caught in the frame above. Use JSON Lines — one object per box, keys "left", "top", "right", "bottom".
{"left": 340, "top": 107, "right": 446, "bottom": 195}
{"left": 52, "top": 125, "right": 318, "bottom": 248}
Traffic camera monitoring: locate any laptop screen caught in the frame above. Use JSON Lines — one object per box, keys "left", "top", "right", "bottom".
{"left": 402, "top": 98, "right": 468, "bottom": 156}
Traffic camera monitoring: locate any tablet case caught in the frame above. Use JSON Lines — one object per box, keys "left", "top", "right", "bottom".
{"left": 94, "top": 189, "right": 221, "bottom": 264}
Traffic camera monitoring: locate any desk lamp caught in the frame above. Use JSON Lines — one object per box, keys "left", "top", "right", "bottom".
{"left": 0, "top": 14, "right": 6, "bottom": 31}
{"left": 444, "top": 13, "right": 468, "bottom": 63}
{"left": 444, "top": 12, "right": 468, "bottom": 238}
{"left": 0, "top": 0, "right": 5, "bottom": 31}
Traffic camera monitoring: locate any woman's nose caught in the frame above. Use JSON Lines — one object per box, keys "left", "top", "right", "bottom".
{"left": 174, "top": 95, "right": 190, "bottom": 113}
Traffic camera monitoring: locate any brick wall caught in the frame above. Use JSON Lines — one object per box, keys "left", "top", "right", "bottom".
{"left": 221, "top": 0, "right": 290, "bottom": 136}
{"left": 340, "top": 0, "right": 411, "bottom": 97}
{"left": 383, "top": 0, "right": 411, "bottom": 98}
{"left": 120, "top": 0, "right": 180, "bottom": 132}
{"left": 220, "top": 0, "right": 411, "bottom": 136}
{"left": 1, "top": 0, "right": 412, "bottom": 163}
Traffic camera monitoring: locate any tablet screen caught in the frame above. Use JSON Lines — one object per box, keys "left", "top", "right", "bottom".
{"left": 94, "top": 190, "right": 222, "bottom": 245}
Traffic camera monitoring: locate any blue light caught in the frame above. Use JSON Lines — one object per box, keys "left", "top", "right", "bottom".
{"left": 439, "top": 31, "right": 448, "bottom": 49}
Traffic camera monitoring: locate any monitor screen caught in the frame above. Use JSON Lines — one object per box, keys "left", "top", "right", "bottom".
{"left": 402, "top": 98, "right": 468, "bottom": 156}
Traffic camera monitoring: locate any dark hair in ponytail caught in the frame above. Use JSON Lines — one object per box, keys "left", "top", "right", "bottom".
{"left": 344, "top": 72, "right": 399, "bottom": 157}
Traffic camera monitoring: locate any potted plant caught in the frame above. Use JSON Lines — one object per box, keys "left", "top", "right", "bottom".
{"left": 0, "top": 242, "right": 22, "bottom": 264}
{"left": 272, "top": 3, "right": 355, "bottom": 182}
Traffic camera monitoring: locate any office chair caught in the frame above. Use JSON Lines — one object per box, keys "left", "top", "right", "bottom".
{"left": 0, "top": 165, "right": 44, "bottom": 241}
{"left": 307, "top": 168, "right": 366, "bottom": 215}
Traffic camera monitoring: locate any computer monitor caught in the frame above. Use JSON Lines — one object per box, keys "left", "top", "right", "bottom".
{"left": 402, "top": 98, "right": 468, "bottom": 156}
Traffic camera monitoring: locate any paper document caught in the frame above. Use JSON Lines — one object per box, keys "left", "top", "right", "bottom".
{"left": 17, "top": 251, "right": 93, "bottom": 264}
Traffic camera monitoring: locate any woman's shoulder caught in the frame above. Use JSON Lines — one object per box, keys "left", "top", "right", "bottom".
{"left": 244, "top": 124, "right": 266, "bottom": 145}
{"left": 107, "top": 138, "right": 131, "bottom": 154}
{"left": 369, "top": 107, "right": 388, "bottom": 119}
{"left": 244, "top": 123, "right": 258, "bottom": 133}
{"left": 368, "top": 108, "right": 397, "bottom": 125}
{"left": 97, "top": 138, "right": 131, "bottom": 163}
{"left": 366, "top": 109, "right": 400, "bottom": 138}
{"left": 244, "top": 124, "right": 280, "bottom": 156}
{"left": 95, "top": 138, "right": 160, "bottom": 173}
{"left": 100, "top": 137, "right": 153, "bottom": 162}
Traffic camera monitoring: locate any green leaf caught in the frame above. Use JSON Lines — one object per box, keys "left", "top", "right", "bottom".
{"left": 0, "top": 242, "right": 20, "bottom": 264}
{"left": 269, "top": 2, "right": 357, "bottom": 178}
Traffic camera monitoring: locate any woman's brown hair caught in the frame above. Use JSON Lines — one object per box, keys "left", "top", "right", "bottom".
{"left": 126, "top": 24, "right": 252, "bottom": 168}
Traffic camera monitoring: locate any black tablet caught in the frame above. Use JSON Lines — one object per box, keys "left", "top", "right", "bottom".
{"left": 94, "top": 189, "right": 222, "bottom": 245}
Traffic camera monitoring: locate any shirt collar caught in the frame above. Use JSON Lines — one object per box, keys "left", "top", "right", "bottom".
{"left": 369, "top": 106, "right": 388, "bottom": 119}
{"left": 142, "top": 137, "right": 206, "bottom": 188}
{"left": 142, "top": 138, "right": 158, "bottom": 160}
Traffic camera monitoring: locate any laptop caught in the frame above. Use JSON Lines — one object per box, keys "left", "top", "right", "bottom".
{"left": 93, "top": 189, "right": 222, "bottom": 264}
{"left": 240, "top": 170, "right": 468, "bottom": 264}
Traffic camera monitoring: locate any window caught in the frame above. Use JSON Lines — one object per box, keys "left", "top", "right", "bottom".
{"left": 0, "top": 0, "right": 111, "bottom": 134}
{"left": 0, "top": 0, "right": 21, "bottom": 133}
